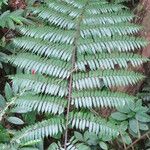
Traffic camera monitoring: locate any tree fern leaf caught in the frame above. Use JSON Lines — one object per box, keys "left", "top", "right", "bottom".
{"left": 17, "top": 26, "right": 75, "bottom": 44}
{"left": 10, "top": 74, "right": 68, "bottom": 97}
{"left": 30, "top": 6, "right": 76, "bottom": 29}
{"left": 11, "top": 117, "right": 65, "bottom": 144}
{"left": 76, "top": 53, "right": 148, "bottom": 70}
{"left": 79, "top": 36, "right": 147, "bottom": 54}
{"left": 7, "top": 0, "right": 148, "bottom": 148}
{"left": 46, "top": 0, "right": 82, "bottom": 18}
{"left": 12, "top": 37, "right": 72, "bottom": 61}
{"left": 69, "top": 111, "right": 119, "bottom": 136}
{"left": 80, "top": 23, "right": 141, "bottom": 38}
{"left": 86, "top": 3, "right": 126, "bottom": 14}
{"left": 73, "top": 70, "right": 144, "bottom": 90}
{"left": 61, "top": 0, "right": 91, "bottom": 9}
{"left": 83, "top": 11, "right": 134, "bottom": 25}
{"left": 72, "top": 90, "right": 135, "bottom": 109}
{"left": 9, "top": 53, "right": 71, "bottom": 79}
{"left": 15, "top": 93, "right": 67, "bottom": 114}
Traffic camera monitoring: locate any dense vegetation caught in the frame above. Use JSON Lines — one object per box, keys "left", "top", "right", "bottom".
{"left": 0, "top": 0, "right": 149, "bottom": 149}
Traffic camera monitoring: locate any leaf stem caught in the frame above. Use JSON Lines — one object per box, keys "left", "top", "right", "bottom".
{"left": 64, "top": 1, "right": 89, "bottom": 149}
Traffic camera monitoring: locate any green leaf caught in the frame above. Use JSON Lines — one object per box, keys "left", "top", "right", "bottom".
{"left": 111, "top": 112, "right": 127, "bottom": 121}
{"left": 99, "top": 141, "right": 108, "bottom": 150}
{"left": 121, "top": 133, "right": 132, "bottom": 145}
{"left": 117, "top": 106, "right": 131, "bottom": 114}
{"left": 0, "top": 94, "right": 6, "bottom": 108}
{"left": 74, "top": 131, "right": 84, "bottom": 141}
{"left": 135, "top": 113, "right": 150, "bottom": 123}
{"left": 5, "top": 83, "right": 13, "bottom": 101}
{"left": 7, "top": 116, "right": 24, "bottom": 125}
{"left": 139, "top": 123, "right": 149, "bottom": 131}
{"left": 129, "top": 119, "right": 138, "bottom": 134}
{"left": 52, "top": 132, "right": 62, "bottom": 140}
{"left": 119, "top": 121, "right": 128, "bottom": 131}
{"left": 0, "top": 125, "right": 10, "bottom": 142}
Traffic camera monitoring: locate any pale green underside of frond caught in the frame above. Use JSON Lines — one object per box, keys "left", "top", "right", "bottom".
{"left": 11, "top": 111, "right": 118, "bottom": 144}
{"left": 31, "top": 6, "right": 134, "bottom": 29}
{"left": 76, "top": 53, "right": 148, "bottom": 70}
{"left": 12, "top": 37, "right": 72, "bottom": 61}
{"left": 8, "top": 0, "right": 148, "bottom": 146}
{"left": 10, "top": 74, "right": 68, "bottom": 97}
{"left": 15, "top": 93, "right": 67, "bottom": 114}
{"left": 78, "top": 36, "right": 147, "bottom": 53}
{"left": 46, "top": 0, "right": 126, "bottom": 15}
{"left": 69, "top": 111, "right": 119, "bottom": 136}
{"left": 73, "top": 70, "right": 144, "bottom": 90}
{"left": 11, "top": 117, "right": 65, "bottom": 144}
{"left": 9, "top": 53, "right": 71, "bottom": 79}
{"left": 10, "top": 70, "right": 144, "bottom": 94}
{"left": 71, "top": 90, "right": 135, "bottom": 108}
{"left": 14, "top": 25, "right": 147, "bottom": 55}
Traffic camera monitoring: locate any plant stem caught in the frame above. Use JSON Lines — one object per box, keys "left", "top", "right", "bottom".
{"left": 126, "top": 131, "right": 150, "bottom": 150}
{"left": 64, "top": 1, "right": 89, "bottom": 149}
{"left": 0, "top": 91, "right": 24, "bottom": 122}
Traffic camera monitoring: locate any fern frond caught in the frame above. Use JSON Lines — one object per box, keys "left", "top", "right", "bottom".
{"left": 46, "top": 0, "right": 125, "bottom": 16}
{"left": 8, "top": 0, "right": 147, "bottom": 147}
{"left": 58, "top": 0, "right": 91, "bottom": 9}
{"left": 76, "top": 53, "right": 148, "bottom": 70}
{"left": 30, "top": 6, "right": 76, "bottom": 29}
{"left": 17, "top": 26, "right": 75, "bottom": 45}
{"left": 12, "top": 37, "right": 72, "bottom": 61}
{"left": 86, "top": 3, "right": 126, "bottom": 14}
{"left": 69, "top": 111, "right": 119, "bottom": 136}
{"left": 9, "top": 53, "right": 71, "bottom": 79}
{"left": 83, "top": 11, "right": 134, "bottom": 25}
{"left": 73, "top": 70, "right": 144, "bottom": 90}
{"left": 78, "top": 36, "right": 147, "bottom": 54}
{"left": 11, "top": 117, "right": 65, "bottom": 144}
{"left": 71, "top": 90, "right": 135, "bottom": 109}
{"left": 10, "top": 74, "right": 68, "bottom": 97}
{"left": 80, "top": 23, "right": 141, "bottom": 38}
{"left": 15, "top": 93, "right": 67, "bottom": 114}
{"left": 46, "top": 0, "right": 82, "bottom": 18}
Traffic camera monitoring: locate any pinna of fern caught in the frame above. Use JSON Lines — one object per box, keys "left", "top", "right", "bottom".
{"left": 5, "top": 0, "right": 149, "bottom": 149}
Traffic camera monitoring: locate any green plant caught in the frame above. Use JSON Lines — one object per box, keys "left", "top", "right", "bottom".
{"left": 111, "top": 100, "right": 150, "bottom": 137}
{"left": 0, "top": 0, "right": 8, "bottom": 8}
{"left": 0, "top": 9, "right": 33, "bottom": 30}
{"left": 0, "top": 0, "right": 149, "bottom": 149}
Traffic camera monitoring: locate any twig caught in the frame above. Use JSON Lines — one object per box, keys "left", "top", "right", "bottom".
{"left": 120, "top": 132, "right": 127, "bottom": 150}
{"left": 63, "top": 1, "right": 89, "bottom": 149}
{"left": 126, "top": 131, "right": 150, "bottom": 150}
{"left": 0, "top": 91, "right": 24, "bottom": 122}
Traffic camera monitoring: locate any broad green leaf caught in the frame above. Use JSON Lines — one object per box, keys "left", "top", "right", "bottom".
{"left": 0, "top": 94, "right": 6, "bottom": 108}
{"left": 74, "top": 131, "right": 84, "bottom": 141}
{"left": 121, "top": 133, "right": 132, "bottom": 145}
{"left": 117, "top": 106, "right": 131, "bottom": 114}
{"left": 111, "top": 112, "right": 127, "bottom": 121}
{"left": 129, "top": 119, "right": 138, "bottom": 134}
{"left": 135, "top": 113, "right": 150, "bottom": 123}
{"left": 7, "top": 116, "right": 24, "bottom": 125}
{"left": 5, "top": 83, "right": 13, "bottom": 101}
{"left": 119, "top": 121, "right": 128, "bottom": 131}
{"left": 99, "top": 141, "right": 108, "bottom": 150}
{"left": 139, "top": 122, "right": 149, "bottom": 131}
